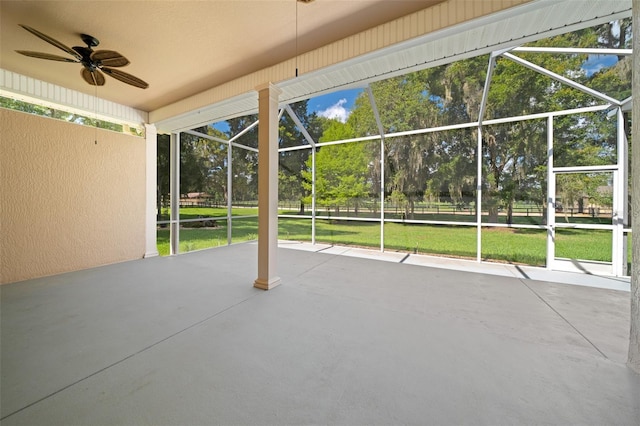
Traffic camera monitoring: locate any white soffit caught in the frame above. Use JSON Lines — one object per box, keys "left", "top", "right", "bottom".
{"left": 0, "top": 69, "right": 148, "bottom": 127}
{"left": 153, "top": 0, "right": 631, "bottom": 134}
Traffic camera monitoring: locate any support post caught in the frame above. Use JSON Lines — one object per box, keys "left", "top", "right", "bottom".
{"left": 227, "top": 140, "right": 233, "bottom": 245}
{"left": 476, "top": 126, "right": 482, "bottom": 262}
{"left": 475, "top": 55, "right": 496, "bottom": 262}
{"left": 144, "top": 124, "right": 159, "bottom": 258}
{"left": 546, "top": 115, "right": 555, "bottom": 269}
{"left": 170, "top": 132, "right": 180, "bottom": 255}
{"left": 628, "top": 0, "right": 639, "bottom": 374}
{"left": 254, "top": 83, "right": 282, "bottom": 290}
{"left": 312, "top": 146, "right": 316, "bottom": 245}
{"left": 366, "top": 86, "right": 385, "bottom": 252}
{"left": 612, "top": 107, "right": 626, "bottom": 277}
{"left": 380, "top": 137, "right": 385, "bottom": 252}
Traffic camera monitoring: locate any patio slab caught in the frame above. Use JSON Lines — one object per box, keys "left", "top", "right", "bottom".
{"left": 1, "top": 243, "right": 638, "bottom": 425}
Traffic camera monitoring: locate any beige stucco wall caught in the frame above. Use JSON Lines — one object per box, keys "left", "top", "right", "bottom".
{"left": 0, "top": 108, "right": 146, "bottom": 284}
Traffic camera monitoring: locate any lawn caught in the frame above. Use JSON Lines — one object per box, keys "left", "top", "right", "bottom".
{"left": 158, "top": 206, "right": 259, "bottom": 221}
{"left": 157, "top": 217, "right": 627, "bottom": 269}
{"left": 157, "top": 217, "right": 258, "bottom": 255}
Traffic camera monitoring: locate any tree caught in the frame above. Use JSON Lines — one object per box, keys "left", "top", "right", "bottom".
{"left": 157, "top": 134, "right": 170, "bottom": 220}
{"left": 156, "top": 126, "right": 229, "bottom": 221}
{"left": 227, "top": 115, "right": 259, "bottom": 203}
{"left": 0, "top": 96, "right": 125, "bottom": 132}
{"left": 429, "top": 56, "right": 486, "bottom": 208}
{"left": 278, "top": 100, "right": 323, "bottom": 213}
{"left": 597, "top": 17, "right": 632, "bottom": 60}
{"left": 349, "top": 72, "right": 443, "bottom": 218}
{"left": 479, "top": 31, "right": 598, "bottom": 222}
{"left": 302, "top": 119, "right": 371, "bottom": 214}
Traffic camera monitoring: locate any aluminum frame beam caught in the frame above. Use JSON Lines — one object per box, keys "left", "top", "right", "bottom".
{"left": 367, "top": 85, "right": 386, "bottom": 252}
{"left": 501, "top": 52, "right": 622, "bottom": 106}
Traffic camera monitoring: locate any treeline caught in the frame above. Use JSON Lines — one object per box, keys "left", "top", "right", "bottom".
{"left": 158, "top": 20, "right": 632, "bottom": 222}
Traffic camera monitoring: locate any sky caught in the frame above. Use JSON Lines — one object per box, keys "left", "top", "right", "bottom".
{"left": 582, "top": 55, "right": 618, "bottom": 76}
{"left": 310, "top": 88, "right": 363, "bottom": 123}
{"left": 211, "top": 87, "right": 362, "bottom": 133}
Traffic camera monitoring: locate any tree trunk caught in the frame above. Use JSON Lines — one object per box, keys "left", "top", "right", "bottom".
{"left": 488, "top": 206, "right": 499, "bottom": 223}
{"left": 157, "top": 187, "right": 162, "bottom": 221}
{"left": 299, "top": 200, "right": 305, "bottom": 215}
{"left": 629, "top": 0, "right": 640, "bottom": 374}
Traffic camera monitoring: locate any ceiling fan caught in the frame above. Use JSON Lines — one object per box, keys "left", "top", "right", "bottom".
{"left": 15, "top": 24, "right": 149, "bottom": 89}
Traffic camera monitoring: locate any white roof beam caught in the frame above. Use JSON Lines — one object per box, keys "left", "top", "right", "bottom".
{"left": 284, "top": 104, "right": 316, "bottom": 148}
{"left": 228, "top": 118, "right": 259, "bottom": 143}
{"left": 478, "top": 55, "right": 498, "bottom": 124}
{"left": 501, "top": 52, "right": 622, "bottom": 106}
{"left": 366, "top": 85, "right": 386, "bottom": 139}
{"left": 183, "top": 128, "right": 259, "bottom": 153}
{"left": 513, "top": 47, "right": 632, "bottom": 56}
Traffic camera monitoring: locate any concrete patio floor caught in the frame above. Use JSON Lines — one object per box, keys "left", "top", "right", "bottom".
{"left": 1, "top": 242, "right": 639, "bottom": 425}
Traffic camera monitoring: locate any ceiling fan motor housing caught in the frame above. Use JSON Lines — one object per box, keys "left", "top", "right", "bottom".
{"left": 80, "top": 33, "right": 99, "bottom": 48}
{"left": 72, "top": 46, "right": 96, "bottom": 69}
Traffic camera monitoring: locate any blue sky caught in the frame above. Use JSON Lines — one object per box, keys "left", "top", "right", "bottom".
{"left": 310, "top": 88, "right": 363, "bottom": 122}
{"left": 582, "top": 55, "right": 618, "bottom": 76}
{"left": 211, "top": 88, "right": 362, "bottom": 133}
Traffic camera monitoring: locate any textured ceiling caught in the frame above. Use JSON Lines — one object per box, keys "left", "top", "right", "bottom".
{"left": 0, "top": 0, "right": 443, "bottom": 112}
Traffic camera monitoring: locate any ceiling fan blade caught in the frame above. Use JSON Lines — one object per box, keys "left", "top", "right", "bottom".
{"left": 81, "top": 68, "right": 106, "bottom": 86}
{"left": 91, "top": 50, "right": 130, "bottom": 67}
{"left": 19, "top": 24, "right": 82, "bottom": 60}
{"left": 101, "top": 67, "right": 149, "bottom": 89}
{"left": 16, "top": 50, "right": 79, "bottom": 63}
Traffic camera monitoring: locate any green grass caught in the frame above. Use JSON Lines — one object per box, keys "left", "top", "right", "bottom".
{"left": 555, "top": 228, "right": 612, "bottom": 262}
{"left": 157, "top": 217, "right": 627, "bottom": 268}
{"left": 157, "top": 217, "right": 258, "bottom": 256}
{"left": 158, "top": 207, "right": 259, "bottom": 221}
{"left": 285, "top": 220, "right": 620, "bottom": 266}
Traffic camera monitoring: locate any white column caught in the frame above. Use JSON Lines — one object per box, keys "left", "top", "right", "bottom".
{"left": 311, "top": 146, "right": 316, "bottom": 245}
{"left": 227, "top": 140, "right": 233, "bottom": 245}
{"left": 622, "top": 118, "right": 630, "bottom": 276}
{"left": 475, "top": 55, "right": 497, "bottom": 263}
{"left": 254, "top": 83, "right": 281, "bottom": 290}
{"left": 366, "top": 86, "right": 386, "bottom": 252}
{"left": 380, "top": 137, "right": 385, "bottom": 252}
{"left": 170, "top": 132, "right": 180, "bottom": 255}
{"left": 546, "top": 115, "right": 556, "bottom": 269}
{"left": 612, "top": 107, "right": 626, "bottom": 277}
{"left": 476, "top": 125, "right": 482, "bottom": 262}
{"left": 144, "top": 123, "right": 159, "bottom": 258}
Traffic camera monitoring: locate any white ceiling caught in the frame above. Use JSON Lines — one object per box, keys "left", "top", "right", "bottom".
{"left": 0, "top": 0, "right": 442, "bottom": 112}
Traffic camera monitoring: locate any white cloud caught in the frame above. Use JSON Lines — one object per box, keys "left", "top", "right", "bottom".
{"left": 318, "top": 98, "right": 350, "bottom": 123}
